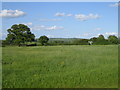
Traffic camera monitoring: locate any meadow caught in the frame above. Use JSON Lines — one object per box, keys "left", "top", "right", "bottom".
{"left": 2, "top": 45, "right": 118, "bottom": 88}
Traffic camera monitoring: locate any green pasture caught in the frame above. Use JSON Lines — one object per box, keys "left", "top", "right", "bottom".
{"left": 2, "top": 45, "right": 118, "bottom": 88}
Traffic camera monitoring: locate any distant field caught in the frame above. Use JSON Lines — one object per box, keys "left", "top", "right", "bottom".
{"left": 2, "top": 45, "right": 118, "bottom": 88}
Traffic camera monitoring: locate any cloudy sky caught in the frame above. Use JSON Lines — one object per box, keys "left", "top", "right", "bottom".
{"left": 1, "top": 2, "right": 119, "bottom": 39}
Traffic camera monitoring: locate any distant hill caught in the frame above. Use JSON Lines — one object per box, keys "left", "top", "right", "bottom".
{"left": 48, "top": 38, "right": 82, "bottom": 42}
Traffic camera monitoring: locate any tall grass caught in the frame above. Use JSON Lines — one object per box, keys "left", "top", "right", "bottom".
{"left": 2, "top": 45, "right": 118, "bottom": 88}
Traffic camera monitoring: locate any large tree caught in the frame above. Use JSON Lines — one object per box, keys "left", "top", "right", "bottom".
{"left": 94, "top": 35, "right": 109, "bottom": 45}
{"left": 108, "top": 35, "right": 118, "bottom": 44}
{"left": 6, "top": 24, "right": 35, "bottom": 45}
{"left": 38, "top": 35, "right": 49, "bottom": 46}
{"left": 90, "top": 37, "right": 98, "bottom": 42}
{"left": 97, "top": 34, "right": 105, "bottom": 41}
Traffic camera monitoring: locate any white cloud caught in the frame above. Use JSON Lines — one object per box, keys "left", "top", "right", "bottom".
{"left": 31, "top": 25, "right": 45, "bottom": 30}
{"left": 94, "top": 28, "right": 102, "bottom": 31}
{"left": 46, "top": 25, "right": 64, "bottom": 30}
{"left": 82, "top": 33, "right": 91, "bottom": 36}
{"left": 32, "top": 25, "right": 64, "bottom": 30}
{"left": 46, "top": 35, "right": 55, "bottom": 38}
{"left": 39, "top": 18, "right": 62, "bottom": 21}
{"left": 110, "top": 3, "right": 120, "bottom": 7}
{"left": 105, "top": 32, "right": 118, "bottom": 36}
{"left": 93, "top": 32, "right": 118, "bottom": 38}
{"left": 79, "top": 33, "right": 93, "bottom": 37}
{"left": 92, "top": 32, "right": 118, "bottom": 38}
{"left": 76, "top": 32, "right": 118, "bottom": 39}
{"left": 22, "top": 22, "right": 32, "bottom": 26}
{"left": 97, "top": 33, "right": 102, "bottom": 36}
{"left": 75, "top": 13, "right": 100, "bottom": 21}
{"left": 55, "top": 12, "right": 65, "bottom": 16}
{"left": 55, "top": 13, "right": 73, "bottom": 17}
{"left": 0, "top": 9, "right": 26, "bottom": 18}
{"left": 66, "top": 14, "right": 73, "bottom": 16}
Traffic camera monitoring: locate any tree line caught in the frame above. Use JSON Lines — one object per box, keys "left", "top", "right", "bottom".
{"left": 2, "top": 24, "right": 119, "bottom": 46}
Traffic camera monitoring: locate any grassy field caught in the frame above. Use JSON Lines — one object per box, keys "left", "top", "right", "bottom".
{"left": 2, "top": 45, "right": 118, "bottom": 88}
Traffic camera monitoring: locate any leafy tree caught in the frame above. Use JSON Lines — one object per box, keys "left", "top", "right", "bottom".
{"left": 6, "top": 24, "right": 35, "bottom": 45}
{"left": 90, "top": 37, "right": 97, "bottom": 42}
{"left": 73, "top": 39, "right": 89, "bottom": 45}
{"left": 108, "top": 35, "right": 118, "bottom": 44}
{"left": 97, "top": 34, "right": 105, "bottom": 41}
{"left": 92, "top": 35, "right": 110, "bottom": 45}
{"left": 90, "top": 37, "right": 98, "bottom": 45}
{"left": 38, "top": 35, "right": 49, "bottom": 46}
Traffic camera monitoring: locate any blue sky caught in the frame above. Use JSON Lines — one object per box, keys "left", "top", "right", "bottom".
{"left": 1, "top": 2, "right": 118, "bottom": 39}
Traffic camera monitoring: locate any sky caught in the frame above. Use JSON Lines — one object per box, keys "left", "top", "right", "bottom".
{"left": 0, "top": 2, "right": 119, "bottom": 39}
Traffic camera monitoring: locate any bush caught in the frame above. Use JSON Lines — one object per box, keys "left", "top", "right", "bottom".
{"left": 73, "top": 39, "right": 89, "bottom": 45}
